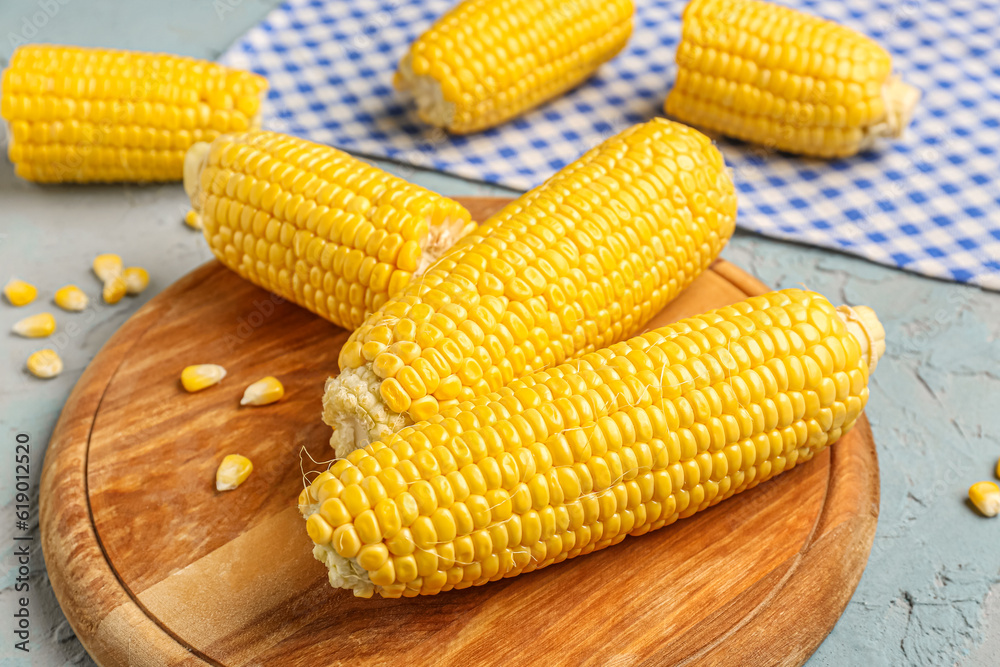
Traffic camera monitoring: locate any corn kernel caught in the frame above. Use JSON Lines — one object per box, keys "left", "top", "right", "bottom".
{"left": 185, "top": 210, "right": 203, "bottom": 230}
{"left": 306, "top": 513, "right": 333, "bottom": 545}
{"left": 181, "top": 364, "right": 227, "bottom": 392}
{"left": 123, "top": 267, "right": 149, "bottom": 295}
{"left": 26, "top": 348, "right": 62, "bottom": 378}
{"left": 102, "top": 278, "right": 126, "bottom": 304}
{"left": 4, "top": 278, "right": 37, "bottom": 306}
{"left": 970, "top": 481, "right": 1000, "bottom": 517}
{"left": 54, "top": 285, "right": 88, "bottom": 311}
{"left": 216, "top": 454, "right": 253, "bottom": 491}
{"left": 240, "top": 376, "right": 285, "bottom": 406}
{"left": 93, "top": 253, "right": 123, "bottom": 283}
{"left": 12, "top": 312, "right": 56, "bottom": 338}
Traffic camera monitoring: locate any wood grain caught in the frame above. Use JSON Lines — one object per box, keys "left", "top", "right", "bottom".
{"left": 40, "top": 196, "right": 879, "bottom": 667}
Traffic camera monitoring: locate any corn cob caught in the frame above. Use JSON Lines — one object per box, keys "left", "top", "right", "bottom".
{"left": 1, "top": 45, "right": 268, "bottom": 183}
{"left": 303, "top": 289, "right": 883, "bottom": 598}
{"left": 324, "top": 118, "right": 737, "bottom": 458}
{"left": 395, "top": 0, "right": 634, "bottom": 133}
{"left": 664, "top": 0, "right": 920, "bottom": 158}
{"left": 184, "top": 131, "right": 474, "bottom": 330}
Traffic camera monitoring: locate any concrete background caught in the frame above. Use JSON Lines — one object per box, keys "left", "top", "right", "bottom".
{"left": 0, "top": 1, "right": 998, "bottom": 665}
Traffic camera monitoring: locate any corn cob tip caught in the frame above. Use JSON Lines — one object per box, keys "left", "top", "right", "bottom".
{"left": 860, "top": 77, "right": 921, "bottom": 150}
{"left": 184, "top": 141, "right": 212, "bottom": 203}
{"left": 323, "top": 367, "right": 408, "bottom": 459}
{"left": 836, "top": 305, "right": 885, "bottom": 373}
{"left": 396, "top": 55, "right": 455, "bottom": 130}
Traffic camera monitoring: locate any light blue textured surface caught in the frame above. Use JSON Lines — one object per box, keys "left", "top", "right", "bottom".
{"left": 0, "top": 2, "right": 998, "bottom": 666}
{"left": 221, "top": 0, "right": 1000, "bottom": 289}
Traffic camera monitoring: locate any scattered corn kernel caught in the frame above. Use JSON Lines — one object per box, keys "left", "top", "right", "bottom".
{"left": 54, "top": 285, "right": 89, "bottom": 311}
{"left": 27, "top": 348, "right": 62, "bottom": 378}
{"left": 970, "top": 482, "right": 1000, "bottom": 517}
{"left": 996, "top": 458, "right": 1000, "bottom": 480}
{"left": 240, "top": 376, "right": 285, "bottom": 406}
{"left": 184, "top": 210, "right": 203, "bottom": 230}
{"left": 12, "top": 312, "right": 56, "bottom": 338}
{"left": 4, "top": 278, "right": 37, "bottom": 306}
{"left": 123, "top": 267, "right": 149, "bottom": 295}
{"left": 102, "top": 278, "right": 126, "bottom": 304}
{"left": 93, "top": 254, "right": 123, "bottom": 283}
{"left": 181, "top": 364, "right": 227, "bottom": 392}
{"left": 216, "top": 454, "right": 253, "bottom": 491}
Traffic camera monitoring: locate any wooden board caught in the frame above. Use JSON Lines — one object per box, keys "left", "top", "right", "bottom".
{"left": 40, "top": 197, "right": 880, "bottom": 667}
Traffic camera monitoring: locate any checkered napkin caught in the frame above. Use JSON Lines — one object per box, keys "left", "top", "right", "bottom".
{"left": 221, "top": 0, "right": 1000, "bottom": 290}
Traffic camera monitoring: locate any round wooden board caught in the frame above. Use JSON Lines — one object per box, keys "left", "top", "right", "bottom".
{"left": 40, "top": 197, "right": 879, "bottom": 667}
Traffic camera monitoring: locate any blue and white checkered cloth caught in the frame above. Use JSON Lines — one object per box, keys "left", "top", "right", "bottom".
{"left": 221, "top": 0, "right": 1000, "bottom": 290}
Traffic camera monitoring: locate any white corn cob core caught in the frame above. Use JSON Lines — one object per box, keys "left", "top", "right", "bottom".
{"left": 396, "top": 56, "right": 456, "bottom": 129}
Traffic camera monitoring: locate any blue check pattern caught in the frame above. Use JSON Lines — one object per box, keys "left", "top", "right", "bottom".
{"left": 221, "top": 0, "right": 1000, "bottom": 290}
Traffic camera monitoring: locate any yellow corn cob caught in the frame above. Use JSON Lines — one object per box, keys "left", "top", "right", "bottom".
{"left": 665, "top": 0, "right": 920, "bottom": 158}
{"left": 302, "top": 289, "right": 884, "bottom": 598}
{"left": 184, "top": 131, "right": 475, "bottom": 330}
{"left": 395, "top": 0, "right": 634, "bottom": 133}
{"left": 324, "top": 119, "right": 737, "bottom": 457}
{"left": 1, "top": 45, "right": 268, "bottom": 183}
